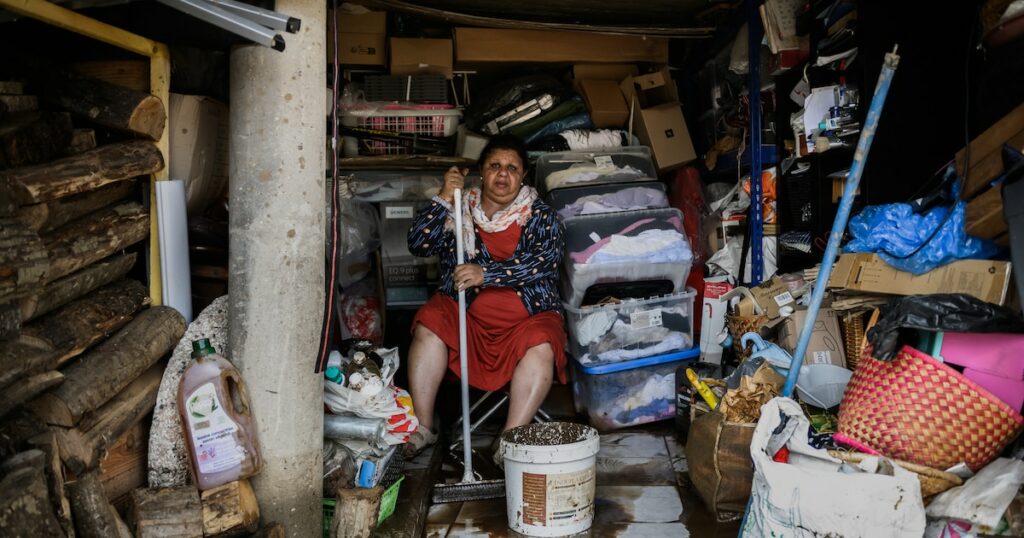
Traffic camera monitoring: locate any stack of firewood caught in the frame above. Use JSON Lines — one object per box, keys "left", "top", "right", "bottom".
{"left": 0, "top": 70, "right": 189, "bottom": 536}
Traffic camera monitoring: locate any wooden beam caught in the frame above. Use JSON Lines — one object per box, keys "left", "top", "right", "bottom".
{"left": 68, "top": 470, "right": 133, "bottom": 538}
{"left": 42, "top": 201, "right": 149, "bottom": 283}
{"left": 100, "top": 419, "right": 150, "bottom": 509}
{"left": 0, "top": 0, "right": 163, "bottom": 57}
{"left": 201, "top": 479, "right": 260, "bottom": 537}
{"left": 127, "top": 486, "right": 204, "bottom": 538}
{"left": 31, "top": 306, "right": 185, "bottom": 427}
{"left": 966, "top": 186, "right": 1008, "bottom": 239}
{"left": 19, "top": 253, "right": 137, "bottom": 323}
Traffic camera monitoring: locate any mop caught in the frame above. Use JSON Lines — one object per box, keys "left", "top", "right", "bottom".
{"left": 431, "top": 188, "right": 507, "bottom": 504}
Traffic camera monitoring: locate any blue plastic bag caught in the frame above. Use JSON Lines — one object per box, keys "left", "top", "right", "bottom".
{"left": 844, "top": 183, "right": 998, "bottom": 275}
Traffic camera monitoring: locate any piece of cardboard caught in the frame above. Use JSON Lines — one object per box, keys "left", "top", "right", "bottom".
{"left": 828, "top": 253, "right": 1012, "bottom": 305}
{"left": 700, "top": 276, "right": 736, "bottom": 365}
{"left": 578, "top": 79, "right": 628, "bottom": 129}
{"left": 777, "top": 308, "right": 847, "bottom": 368}
{"left": 453, "top": 28, "right": 669, "bottom": 64}
{"left": 746, "top": 275, "right": 796, "bottom": 319}
{"left": 620, "top": 69, "right": 695, "bottom": 171}
{"left": 328, "top": 10, "right": 387, "bottom": 65}
{"left": 168, "top": 94, "right": 229, "bottom": 216}
{"left": 572, "top": 64, "right": 640, "bottom": 93}
{"left": 389, "top": 38, "right": 453, "bottom": 79}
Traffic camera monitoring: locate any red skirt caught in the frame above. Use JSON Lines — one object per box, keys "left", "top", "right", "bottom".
{"left": 413, "top": 290, "right": 567, "bottom": 391}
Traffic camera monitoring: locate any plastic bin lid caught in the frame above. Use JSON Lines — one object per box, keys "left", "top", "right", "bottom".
{"left": 573, "top": 346, "right": 700, "bottom": 375}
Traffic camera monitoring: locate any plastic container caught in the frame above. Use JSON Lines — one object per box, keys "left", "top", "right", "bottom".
{"left": 536, "top": 146, "right": 657, "bottom": 195}
{"left": 178, "top": 339, "right": 263, "bottom": 491}
{"left": 341, "top": 105, "right": 461, "bottom": 156}
{"left": 795, "top": 364, "right": 852, "bottom": 409}
{"left": 499, "top": 422, "right": 600, "bottom": 536}
{"left": 563, "top": 288, "right": 696, "bottom": 365}
{"left": 341, "top": 169, "right": 482, "bottom": 203}
{"left": 546, "top": 181, "right": 668, "bottom": 218}
{"left": 570, "top": 348, "right": 699, "bottom": 431}
{"left": 561, "top": 208, "right": 693, "bottom": 309}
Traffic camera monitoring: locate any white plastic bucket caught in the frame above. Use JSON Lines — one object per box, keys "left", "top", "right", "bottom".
{"left": 499, "top": 422, "right": 600, "bottom": 537}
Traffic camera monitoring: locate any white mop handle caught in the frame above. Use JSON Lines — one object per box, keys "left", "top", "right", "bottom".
{"left": 453, "top": 189, "right": 474, "bottom": 482}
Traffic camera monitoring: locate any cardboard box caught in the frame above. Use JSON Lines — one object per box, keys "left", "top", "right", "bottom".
{"left": 828, "top": 253, "right": 1012, "bottom": 305}
{"left": 379, "top": 201, "right": 439, "bottom": 292}
{"left": 572, "top": 64, "right": 640, "bottom": 87}
{"left": 454, "top": 28, "right": 669, "bottom": 64}
{"left": 328, "top": 10, "right": 387, "bottom": 65}
{"left": 578, "top": 79, "right": 628, "bottom": 128}
{"left": 620, "top": 69, "right": 696, "bottom": 171}
{"left": 389, "top": 38, "right": 453, "bottom": 79}
{"left": 700, "top": 276, "right": 736, "bottom": 365}
{"left": 168, "top": 94, "right": 229, "bottom": 216}
{"left": 777, "top": 308, "right": 847, "bottom": 368}
{"left": 746, "top": 274, "right": 796, "bottom": 319}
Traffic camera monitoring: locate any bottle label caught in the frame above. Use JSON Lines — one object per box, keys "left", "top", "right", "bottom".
{"left": 186, "top": 382, "right": 245, "bottom": 475}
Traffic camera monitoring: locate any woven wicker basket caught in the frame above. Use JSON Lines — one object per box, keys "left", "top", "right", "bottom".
{"left": 839, "top": 311, "right": 866, "bottom": 370}
{"left": 838, "top": 345, "right": 1024, "bottom": 471}
{"left": 725, "top": 313, "right": 769, "bottom": 362}
{"left": 828, "top": 450, "right": 963, "bottom": 498}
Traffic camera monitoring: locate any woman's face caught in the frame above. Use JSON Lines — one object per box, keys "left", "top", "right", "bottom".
{"left": 480, "top": 148, "right": 525, "bottom": 208}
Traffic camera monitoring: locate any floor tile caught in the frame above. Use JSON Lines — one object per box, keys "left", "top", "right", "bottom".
{"left": 594, "top": 485, "right": 684, "bottom": 525}
{"left": 597, "top": 432, "right": 669, "bottom": 459}
{"left": 588, "top": 522, "right": 692, "bottom": 537}
{"left": 428, "top": 502, "right": 463, "bottom": 524}
{"left": 595, "top": 456, "right": 676, "bottom": 486}
{"left": 424, "top": 523, "right": 451, "bottom": 537}
{"left": 664, "top": 434, "right": 689, "bottom": 474}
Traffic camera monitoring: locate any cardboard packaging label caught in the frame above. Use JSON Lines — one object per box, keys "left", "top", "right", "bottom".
{"left": 778, "top": 308, "right": 847, "bottom": 368}
{"left": 328, "top": 9, "right": 387, "bottom": 65}
{"left": 828, "top": 253, "right": 1012, "bottom": 305}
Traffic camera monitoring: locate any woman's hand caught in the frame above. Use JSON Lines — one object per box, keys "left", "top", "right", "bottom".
{"left": 440, "top": 166, "right": 470, "bottom": 204}
{"left": 453, "top": 264, "right": 484, "bottom": 291}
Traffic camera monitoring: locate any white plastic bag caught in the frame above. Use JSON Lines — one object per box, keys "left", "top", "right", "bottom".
{"left": 743, "top": 397, "right": 926, "bottom": 537}
{"left": 323, "top": 347, "right": 418, "bottom": 445}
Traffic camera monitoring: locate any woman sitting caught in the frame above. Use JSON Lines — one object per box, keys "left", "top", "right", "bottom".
{"left": 404, "top": 134, "right": 567, "bottom": 457}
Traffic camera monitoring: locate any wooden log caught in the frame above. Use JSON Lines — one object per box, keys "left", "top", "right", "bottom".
{"left": 42, "top": 201, "right": 149, "bottom": 282}
{"left": 68, "top": 129, "right": 97, "bottom": 155}
{"left": 54, "top": 362, "right": 162, "bottom": 474}
{"left": 0, "top": 174, "right": 17, "bottom": 216}
{"left": 21, "top": 279, "right": 149, "bottom": 367}
{"left": 0, "top": 95, "right": 38, "bottom": 113}
{"left": 18, "top": 179, "right": 136, "bottom": 233}
{"left": 68, "top": 470, "right": 132, "bottom": 538}
{"left": 41, "top": 69, "right": 166, "bottom": 140}
{"left": 0, "top": 111, "right": 74, "bottom": 170}
{"left": 0, "top": 81, "right": 24, "bottom": 94}
{"left": 19, "top": 253, "right": 137, "bottom": 323}
{"left": 31, "top": 306, "right": 184, "bottom": 427}
{"left": 330, "top": 485, "right": 383, "bottom": 538}
{"left": 0, "top": 302, "right": 18, "bottom": 340}
{"left": 28, "top": 431, "right": 76, "bottom": 538}
{"left": 0, "top": 370, "right": 63, "bottom": 419}
{"left": 72, "top": 60, "right": 149, "bottom": 93}
{"left": 0, "top": 140, "right": 162, "bottom": 205}
{"left": 0, "top": 335, "right": 57, "bottom": 390}
{"left": 201, "top": 479, "right": 260, "bottom": 537}
{"left": 127, "top": 486, "right": 203, "bottom": 538}
{"left": 0, "top": 217, "right": 48, "bottom": 303}
{"left": 100, "top": 419, "right": 149, "bottom": 510}
{"left": 0, "top": 449, "right": 66, "bottom": 537}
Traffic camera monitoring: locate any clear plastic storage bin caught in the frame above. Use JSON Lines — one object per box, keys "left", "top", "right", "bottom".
{"left": 546, "top": 181, "right": 668, "bottom": 218}
{"left": 561, "top": 208, "right": 693, "bottom": 309}
{"left": 571, "top": 348, "right": 699, "bottom": 432}
{"left": 564, "top": 288, "right": 696, "bottom": 365}
{"left": 536, "top": 147, "right": 657, "bottom": 195}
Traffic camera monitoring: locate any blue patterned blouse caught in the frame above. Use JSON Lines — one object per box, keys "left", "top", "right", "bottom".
{"left": 407, "top": 196, "right": 564, "bottom": 316}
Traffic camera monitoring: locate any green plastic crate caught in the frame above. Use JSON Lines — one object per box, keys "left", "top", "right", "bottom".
{"left": 322, "top": 476, "right": 405, "bottom": 538}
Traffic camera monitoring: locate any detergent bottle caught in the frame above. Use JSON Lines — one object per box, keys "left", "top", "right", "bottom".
{"left": 178, "top": 338, "right": 263, "bottom": 491}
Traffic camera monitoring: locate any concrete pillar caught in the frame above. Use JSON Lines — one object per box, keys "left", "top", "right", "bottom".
{"left": 227, "top": 0, "right": 325, "bottom": 535}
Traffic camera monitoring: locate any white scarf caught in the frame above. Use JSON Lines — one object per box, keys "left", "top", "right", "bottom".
{"left": 444, "top": 185, "right": 538, "bottom": 257}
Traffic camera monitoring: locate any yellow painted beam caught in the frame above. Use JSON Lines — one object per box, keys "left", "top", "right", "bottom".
{"left": 0, "top": 0, "right": 171, "bottom": 306}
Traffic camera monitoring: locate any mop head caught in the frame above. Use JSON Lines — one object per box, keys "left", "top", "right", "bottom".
{"left": 431, "top": 478, "right": 506, "bottom": 504}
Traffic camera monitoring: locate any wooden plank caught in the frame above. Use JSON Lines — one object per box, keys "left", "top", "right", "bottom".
{"left": 995, "top": 232, "right": 1009, "bottom": 247}
{"left": 72, "top": 60, "right": 149, "bottom": 93}
{"left": 127, "top": 486, "right": 203, "bottom": 538}
{"left": 201, "top": 479, "right": 260, "bottom": 537}
{"left": 966, "top": 186, "right": 1008, "bottom": 239}
{"left": 963, "top": 128, "right": 1024, "bottom": 199}
{"left": 957, "top": 102, "right": 1024, "bottom": 174}
{"left": 99, "top": 416, "right": 152, "bottom": 504}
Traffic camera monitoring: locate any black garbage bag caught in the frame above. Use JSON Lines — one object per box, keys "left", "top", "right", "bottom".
{"left": 463, "top": 74, "right": 569, "bottom": 134}
{"left": 866, "top": 293, "right": 1024, "bottom": 360}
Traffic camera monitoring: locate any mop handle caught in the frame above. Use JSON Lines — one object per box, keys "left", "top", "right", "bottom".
{"left": 782, "top": 47, "right": 901, "bottom": 397}
{"left": 453, "top": 189, "right": 474, "bottom": 482}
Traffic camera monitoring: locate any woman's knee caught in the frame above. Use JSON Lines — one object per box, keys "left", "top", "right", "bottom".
{"left": 412, "top": 323, "right": 443, "bottom": 346}
{"left": 520, "top": 343, "right": 554, "bottom": 370}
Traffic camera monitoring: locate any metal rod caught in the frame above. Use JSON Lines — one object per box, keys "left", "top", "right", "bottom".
{"left": 747, "top": 0, "right": 765, "bottom": 285}
{"left": 323, "top": 414, "right": 387, "bottom": 444}
{"left": 454, "top": 189, "right": 474, "bottom": 483}
{"left": 208, "top": 0, "right": 300, "bottom": 33}
{"left": 156, "top": 0, "right": 284, "bottom": 50}
{"left": 782, "top": 47, "right": 900, "bottom": 398}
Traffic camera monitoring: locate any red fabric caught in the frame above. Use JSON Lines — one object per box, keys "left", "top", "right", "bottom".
{"left": 412, "top": 222, "right": 566, "bottom": 391}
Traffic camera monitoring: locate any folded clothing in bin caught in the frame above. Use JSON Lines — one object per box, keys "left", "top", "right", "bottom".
{"left": 548, "top": 182, "right": 669, "bottom": 218}
{"left": 536, "top": 147, "right": 657, "bottom": 195}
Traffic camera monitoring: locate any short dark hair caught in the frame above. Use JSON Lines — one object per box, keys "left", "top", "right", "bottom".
{"left": 477, "top": 134, "right": 528, "bottom": 172}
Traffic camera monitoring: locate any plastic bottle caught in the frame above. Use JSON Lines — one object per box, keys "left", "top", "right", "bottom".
{"left": 178, "top": 338, "right": 263, "bottom": 491}
{"left": 325, "top": 350, "right": 345, "bottom": 384}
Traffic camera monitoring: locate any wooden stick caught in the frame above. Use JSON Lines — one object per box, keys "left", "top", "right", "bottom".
{"left": 42, "top": 201, "right": 148, "bottom": 283}
{"left": 0, "top": 111, "right": 74, "bottom": 170}
{"left": 127, "top": 486, "right": 204, "bottom": 538}
{"left": 0, "top": 140, "right": 162, "bottom": 205}
{"left": 55, "top": 362, "right": 162, "bottom": 474}
{"left": 19, "top": 253, "right": 137, "bottom": 323}
{"left": 20, "top": 279, "right": 149, "bottom": 367}
{"left": 18, "top": 180, "right": 136, "bottom": 233}
{"left": 201, "top": 479, "right": 260, "bottom": 537}
{"left": 31, "top": 306, "right": 185, "bottom": 427}
{"left": 0, "top": 449, "right": 66, "bottom": 536}
{"left": 68, "top": 470, "right": 133, "bottom": 538}
{"left": 27, "top": 431, "right": 76, "bottom": 538}
{"left": 0, "top": 370, "right": 63, "bottom": 420}
{"left": 40, "top": 70, "right": 166, "bottom": 141}
{"left": 0, "top": 217, "right": 48, "bottom": 303}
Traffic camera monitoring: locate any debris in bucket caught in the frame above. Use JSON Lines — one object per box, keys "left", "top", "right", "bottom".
{"left": 501, "top": 422, "right": 596, "bottom": 446}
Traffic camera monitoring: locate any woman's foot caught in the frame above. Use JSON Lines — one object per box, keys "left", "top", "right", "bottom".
{"left": 403, "top": 426, "right": 437, "bottom": 459}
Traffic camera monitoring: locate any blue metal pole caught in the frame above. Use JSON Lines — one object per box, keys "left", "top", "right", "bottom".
{"left": 781, "top": 48, "right": 900, "bottom": 398}
{"left": 747, "top": 0, "right": 764, "bottom": 285}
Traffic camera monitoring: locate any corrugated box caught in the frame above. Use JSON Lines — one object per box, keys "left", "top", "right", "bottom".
{"left": 620, "top": 69, "right": 696, "bottom": 171}
{"left": 454, "top": 28, "right": 669, "bottom": 64}
{"left": 389, "top": 38, "right": 453, "bottom": 79}
{"left": 328, "top": 10, "right": 387, "bottom": 65}
{"left": 168, "top": 93, "right": 229, "bottom": 216}
{"left": 777, "top": 308, "right": 847, "bottom": 368}
{"left": 828, "top": 253, "right": 1012, "bottom": 305}
{"left": 578, "top": 79, "right": 628, "bottom": 129}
